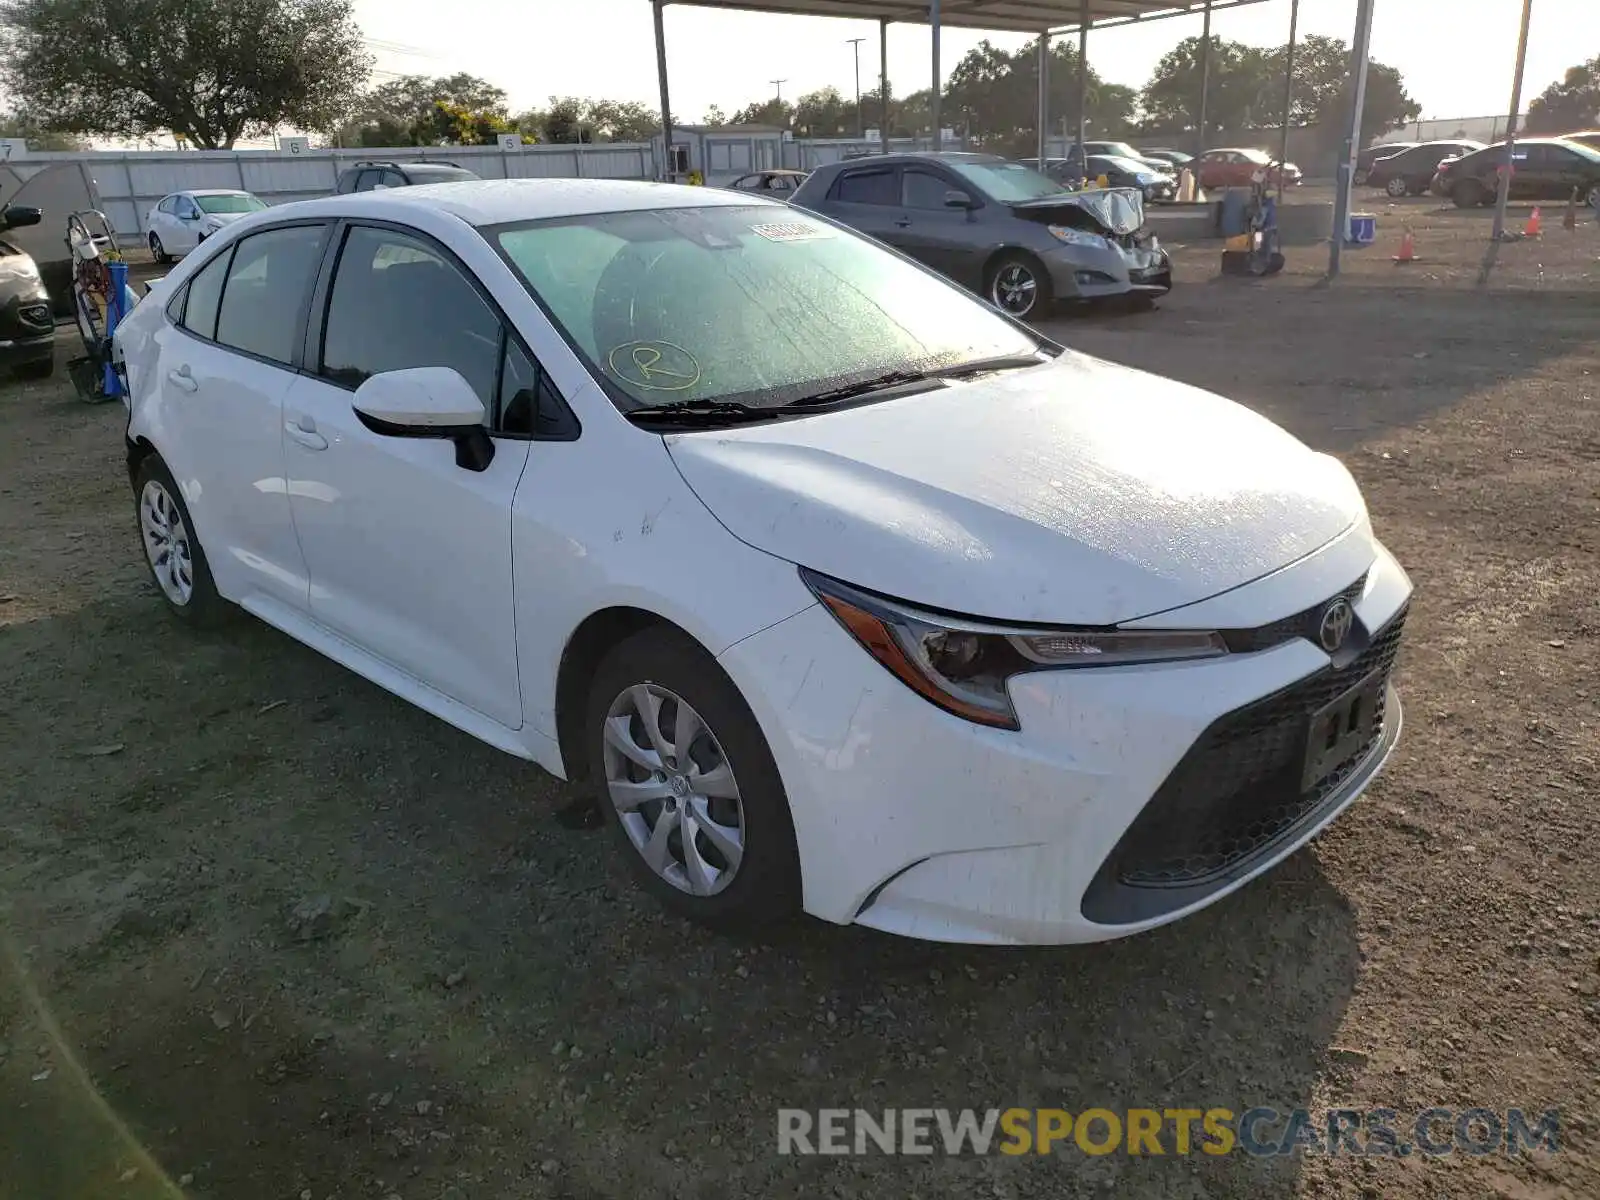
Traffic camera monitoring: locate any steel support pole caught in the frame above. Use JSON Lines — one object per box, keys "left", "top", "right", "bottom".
{"left": 1037, "top": 33, "right": 1049, "bottom": 166}
{"left": 929, "top": 0, "right": 941, "bottom": 149}
{"left": 652, "top": 0, "right": 674, "bottom": 181}
{"left": 848, "top": 38, "right": 865, "bottom": 137}
{"left": 1196, "top": 0, "right": 1212, "bottom": 157}
{"left": 1278, "top": 0, "right": 1300, "bottom": 204}
{"left": 1077, "top": 0, "right": 1089, "bottom": 147}
{"left": 880, "top": 18, "right": 890, "bottom": 154}
{"left": 1491, "top": 0, "right": 1534, "bottom": 242}
{"left": 1329, "top": 0, "right": 1376, "bottom": 276}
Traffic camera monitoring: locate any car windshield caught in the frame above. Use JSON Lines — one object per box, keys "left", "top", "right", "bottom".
{"left": 194, "top": 193, "right": 267, "bottom": 214}
{"left": 407, "top": 166, "right": 479, "bottom": 183}
{"left": 490, "top": 205, "right": 1039, "bottom": 412}
{"left": 945, "top": 159, "right": 1065, "bottom": 202}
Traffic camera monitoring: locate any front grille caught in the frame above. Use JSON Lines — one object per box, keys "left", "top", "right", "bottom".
{"left": 1102, "top": 605, "right": 1407, "bottom": 892}
{"left": 1222, "top": 574, "right": 1367, "bottom": 654}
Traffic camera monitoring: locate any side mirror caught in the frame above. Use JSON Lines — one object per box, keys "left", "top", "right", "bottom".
{"left": 352, "top": 367, "right": 495, "bottom": 471}
{"left": 944, "top": 189, "right": 975, "bottom": 210}
{"left": 1, "top": 204, "right": 42, "bottom": 230}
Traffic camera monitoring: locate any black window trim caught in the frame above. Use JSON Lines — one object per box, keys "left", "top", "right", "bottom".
{"left": 302, "top": 217, "right": 579, "bottom": 443}
{"left": 167, "top": 218, "right": 331, "bottom": 374}
{"left": 901, "top": 165, "right": 971, "bottom": 210}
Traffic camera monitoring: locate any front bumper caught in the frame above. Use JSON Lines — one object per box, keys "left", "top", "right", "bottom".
{"left": 1044, "top": 240, "right": 1173, "bottom": 301}
{"left": 0, "top": 293, "right": 55, "bottom": 369}
{"left": 718, "top": 536, "right": 1411, "bottom": 945}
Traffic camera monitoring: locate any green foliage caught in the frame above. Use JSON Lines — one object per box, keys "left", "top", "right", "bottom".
{"left": 0, "top": 108, "right": 84, "bottom": 148}
{"left": 1526, "top": 55, "right": 1600, "bottom": 134}
{"left": 513, "top": 97, "right": 663, "bottom": 143}
{"left": 338, "top": 73, "right": 509, "bottom": 147}
{"left": 1142, "top": 33, "right": 1418, "bottom": 143}
{"left": 0, "top": 0, "right": 370, "bottom": 148}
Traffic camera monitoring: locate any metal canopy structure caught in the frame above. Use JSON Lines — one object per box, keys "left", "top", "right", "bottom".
{"left": 649, "top": 0, "right": 1273, "bottom": 176}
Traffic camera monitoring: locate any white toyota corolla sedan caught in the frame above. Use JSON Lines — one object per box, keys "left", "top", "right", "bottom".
{"left": 113, "top": 179, "right": 1411, "bottom": 946}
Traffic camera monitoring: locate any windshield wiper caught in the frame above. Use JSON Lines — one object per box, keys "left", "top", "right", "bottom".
{"left": 782, "top": 355, "right": 1048, "bottom": 410}
{"left": 624, "top": 399, "right": 773, "bottom": 426}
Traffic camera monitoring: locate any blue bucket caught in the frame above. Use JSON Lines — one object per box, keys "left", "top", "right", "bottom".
{"left": 1349, "top": 213, "right": 1377, "bottom": 245}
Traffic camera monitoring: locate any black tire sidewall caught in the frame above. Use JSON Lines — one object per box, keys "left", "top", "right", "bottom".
{"left": 133, "top": 455, "right": 228, "bottom": 625}
{"left": 1454, "top": 180, "right": 1482, "bottom": 208}
{"left": 585, "top": 627, "right": 802, "bottom": 931}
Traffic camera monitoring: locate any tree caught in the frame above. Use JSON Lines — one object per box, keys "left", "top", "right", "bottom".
{"left": 943, "top": 39, "right": 1136, "bottom": 146}
{"left": 1141, "top": 36, "right": 1272, "bottom": 137}
{"left": 1261, "top": 35, "right": 1419, "bottom": 142}
{"left": 729, "top": 97, "right": 792, "bottom": 128}
{"left": 585, "top": 99, "right": 660, "bottom": 142}
{"left": 0, "top": 109, "right": 83, "bottom": 149}
{"left": 411, "top": 100, "right": 523, "bottom": 147}
{"left": 340, "top": 73, "right": 508, "bottom": 146}
{"left": 793, "top": 87, "right": 855, "bottom": 138}
{"left": 701, "top": 104, "right": 728, "bottom": 127}
{"left": 1526, "top": 55, "right": 1600, "bottom": 133}
{"left": 0, "top": 0, "right": 370, "bottom": 148}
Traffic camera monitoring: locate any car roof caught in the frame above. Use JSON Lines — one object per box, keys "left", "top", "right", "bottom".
{"left": 175, "top": 188, "right": 253, "bottom": 196}
{"left": 260, "top": 178, "right": 784, "bottom": 226}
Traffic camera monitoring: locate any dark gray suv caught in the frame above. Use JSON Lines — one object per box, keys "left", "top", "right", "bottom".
{"left": 333, "top": 160, "right": 481, "bottom": 193}
{"left": 791, "top": 153, "right": 1171, "bottom": 318}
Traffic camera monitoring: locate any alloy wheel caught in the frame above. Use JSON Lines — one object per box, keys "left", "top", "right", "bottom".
{"left": 139, "top": 479, "right": 194, "bottom": 605}
{"left": 601, "top": 683, "right": 745, "bottom": 896}
{"left": 1385, "top": 177, "right": 1408, "bottom": 197}
{"left": 992, "top": 263, "right": 1037, "bottom": 316}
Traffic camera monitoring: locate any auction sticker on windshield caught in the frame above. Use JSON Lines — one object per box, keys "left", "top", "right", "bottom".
{"left": 750, "top": 221, "right": 836, "bottom": 243}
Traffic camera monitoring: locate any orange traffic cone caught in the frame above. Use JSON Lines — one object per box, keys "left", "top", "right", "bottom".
{"left": 1564, "top": 188, "right": 1579, "bottom": 231}
{"left": 1392, "top": 227, "right": 1418, "bottom": 263}
{"left": 1523, "top": 206, "right": 1542, "bottom": 237}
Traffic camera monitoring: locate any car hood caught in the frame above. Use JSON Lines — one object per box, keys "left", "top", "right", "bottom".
{"left": 665, "top": 354, "right": 1366, "bottom": 625}
{"left": 1011, "top": 189, "right": 1146, "bottom": 236}
{"left": 203, "top": 210, "right": 253, "bottom": 226}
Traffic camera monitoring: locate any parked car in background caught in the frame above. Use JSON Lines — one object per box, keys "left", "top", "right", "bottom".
{"left": 791, "top": 152, "right": 1171, "bottom": 319}
{"left": 1353, "top": 142, "right": 1417, "bottom": 185}
{"left": 1190, "top": 148, "right": 1302, "bottom": 190}
{"left": 0, "top": 203, "right": 54, "bottom": 379}
{"left": 1140, "top": 149, "right": 1193, "bottom": 170}
{"left": 726, "top": 169, "right": 809, "bottom": 194}
{"left": 1078, "top": 141, "right": 1175, "bottom": 175}
{"left": 1084, "top": 155, "right": 1176, "bottom": 203}
{"left": 112, "top": 178, "right": 1411, "bottom": 945}
{"left": 146, "top": 189, "right": 270, "bottom": 263}
{"left": 1366, "top": 140, "right": 1484, "bottom": 196}
{"left": 333, "top": 160, "right": 481, "bottom": 195}
{"left": 1433, "top": 138, "right": 1600, "bottom": 208}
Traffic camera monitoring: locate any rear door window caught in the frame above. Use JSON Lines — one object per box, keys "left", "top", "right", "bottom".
{"left": 214, "top": 224, "right": 327, "bottom": 365}
{"left": 179, "top": 249, "right": 231, "bottom": 341}
{"left": 835, "top": 169, "right": 898, "bottom": 206}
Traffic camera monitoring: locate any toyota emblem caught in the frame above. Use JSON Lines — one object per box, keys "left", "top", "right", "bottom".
{"left": 1318, "top": 598, "right": 1355, "bottom": 653}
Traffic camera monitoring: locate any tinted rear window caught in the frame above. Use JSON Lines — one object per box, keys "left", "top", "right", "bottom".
{"left": 405, "top": 166, "right": 480, "bottom": 184}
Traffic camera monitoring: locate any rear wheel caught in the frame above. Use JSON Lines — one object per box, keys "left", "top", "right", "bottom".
{"left": 133, "top": 455, "right": 230, "bottom": 626}
{"left": 1385, "top": 176, "right": 1409, "bottom": 198}
{"left": 985, "top": 252, "right": 1052, "bottom": 320}
{"left": 1452, "top": 178, "right": 1485, "bottom": 209}
{"left": 149, "top": 232, "right": 171, "bottom": 264}
{"left": 586, "top": 627, "right": 801, "bottom": 932}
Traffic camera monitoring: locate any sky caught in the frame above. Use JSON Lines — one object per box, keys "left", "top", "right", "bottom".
{"left": 355, "top": 0, "right": 1600, "bottom": 126}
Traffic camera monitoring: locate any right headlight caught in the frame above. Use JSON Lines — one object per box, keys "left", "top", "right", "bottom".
{"left": 802, "top": 569, "right": 1227, "bottom": 730}
{"left": 1047, "top": 224, "right": 1108, "bottom": 249}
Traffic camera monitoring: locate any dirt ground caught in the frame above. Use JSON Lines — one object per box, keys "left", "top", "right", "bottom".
{"left": 1, "top": 197, "right": 1597, "bottom": 1200}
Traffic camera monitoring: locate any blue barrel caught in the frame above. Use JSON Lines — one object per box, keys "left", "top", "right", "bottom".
{"left": 1349, "top": 213, "right": 1377, "bottom": 245}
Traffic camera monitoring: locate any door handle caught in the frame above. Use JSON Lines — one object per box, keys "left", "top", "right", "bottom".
{"left": 893, "top": 217, "right": 913, "bottom": 227}
{"left": 285, "top": 419, "right": 328, "bottom": 451}
{"left": 167, "top": 365, "right": 198, "bottom": 393}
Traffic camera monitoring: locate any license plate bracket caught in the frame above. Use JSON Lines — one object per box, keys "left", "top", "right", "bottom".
{"left": 1301, "top": 670, "right": 1383, "bottom": 791}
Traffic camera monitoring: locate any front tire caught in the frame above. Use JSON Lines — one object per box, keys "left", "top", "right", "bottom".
{"left": 986, "top": 252, "right": 1052, "bottom": 320}
{"left": 149, "top": 232, "right": 171, "bottom": 264}
{"left": 133, "top": 455, "right": 230, "bottom": 626}
{"left": 1385, "top": 176, "right": 1408, "bottom": 198}
{"left": 586, "top": 627, "right": 801, "bottom": 932}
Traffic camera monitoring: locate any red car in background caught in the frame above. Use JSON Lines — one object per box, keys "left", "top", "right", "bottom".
{"left": 1190, "top": 147, "right": 1303, "bottom": 190}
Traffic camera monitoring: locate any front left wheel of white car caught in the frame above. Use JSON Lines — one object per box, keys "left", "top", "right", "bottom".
{"left": 133, "top": 454, "right": 229, "bottom": 626}
{"left": 586, "top": 626, "right": 801, "bottom": 931}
